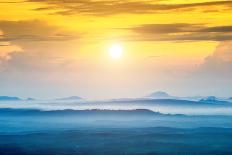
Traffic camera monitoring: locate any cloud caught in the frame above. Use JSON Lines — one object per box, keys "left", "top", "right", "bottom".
{"left": 0, "top": 20, "right": 80, "bottom": 70}
{"left": 129, "top": 23, "right": 232, "bottom": 41}
{"left": 0, "top": 44, "right": 22, "bottom": 70}
{"left": 177, "top": 41, "right": 232, "bottom": 96}
{"left": 199, "top": 41, "right": 232, "bottom": 75}
{"left": 0, "top": 20, "right": 78, "bottom": 42}
{"left": 0, "top": 1, "right": 24, "bottom": 3}
{"left": 201, "top": 26, "right": 232, "bottom": 32}
{"left": 155, "top": 41, "right": 232, "bottom": 97}
{"left": 27, "top": 0, "right": 232, "bottom": 16}
{"left": 131, "top": 23, "right": 202, "bottom": 34}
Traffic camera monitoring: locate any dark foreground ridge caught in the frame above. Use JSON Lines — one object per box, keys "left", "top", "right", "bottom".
{"left": 0, "top": 127, "right": 232, "bottom": 155}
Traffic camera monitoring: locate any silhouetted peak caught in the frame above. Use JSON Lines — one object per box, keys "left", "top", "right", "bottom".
{"left": 57, "top": 96, "right": 82, "bottom": 100}
{"left": 148, "top": 91, "right": 171, "bottom": 99}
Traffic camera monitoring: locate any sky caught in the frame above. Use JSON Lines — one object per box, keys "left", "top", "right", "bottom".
{"left": 0, "top": 0, "right": 232, "bottom": 99}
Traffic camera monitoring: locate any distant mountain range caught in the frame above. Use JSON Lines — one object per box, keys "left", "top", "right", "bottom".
{"left": 0, "top": 95, "right": 83, "bottom": 101}
{"left": 146, "top": 91, "right": 201, "bottom": 101}
{"left": 0, "top": 108, "right": 162, "bottom": 117}
{"left": 0, "top": 96, "right": 22, "bottom": 101}
{"left": 26, "top": 98, "right": 36, "bottom": 101}
{"left": 109, "top": 98, "right": 227, "bottom": 107}
{"left": 57, "top": 96, "right": 82, "bottom": 101}
{"left": 147, "top": 91, "right": 174, "bottom": 99}
{"left": 0, "top": 96, "right": 36, "bottom": 101}
{"left": 146, "top": 91, "right": 232, "bottom": 103}
{"left": 198, "top": 96, "right": 232, "bottom": 104}
{"left": 0, "top": 92, "right": 231, "bottom": 103}
{"left": 199, "top": 96, "right": 219, "bottom": 103}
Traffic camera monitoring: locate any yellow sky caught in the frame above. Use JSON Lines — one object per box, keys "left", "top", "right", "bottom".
{"left": 0, "top": 0, "right": 232, "bottom": 98}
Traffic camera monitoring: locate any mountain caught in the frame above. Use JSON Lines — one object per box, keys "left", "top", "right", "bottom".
{"left": 0, "top": 96, "right": 21, "bottom": 101}
{"left": 110, "top": 98, "right": 201, "bottom": 106}
{"left": 57, "top": 96, "right": 82, "bottom": 101}
{"left": 181, "top": 96, "right": 204, "bottom": 101}
{"left": 26, "top": 98, "right": 35, "bottom": 101}
{"left": 200, "top": 96, "right": 217, "bottom": 101}
{"left": 147, "top": 91, "right": 173, "bottom": 99}
{"left": 199, "top": 96, "right": 227, "bottom": 103}
{"left": 0, "top": 108, "right": 158, "bottom": 116}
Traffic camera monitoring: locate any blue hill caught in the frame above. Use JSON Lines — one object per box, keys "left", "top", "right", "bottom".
{"left": 147, "top": 91, "right": 172, "bottom": 99}
{"left": 57, "top": 96, "right": 82, "bottom": 100}
{"left": 0, "top": 96, "right": 21, "bottom": 101}
{"left": 199, "top": 96, "right": 228, "bottom": 104}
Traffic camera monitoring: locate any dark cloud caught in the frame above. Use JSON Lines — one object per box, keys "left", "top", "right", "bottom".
{"left": 200, "top": 26, "right": 232, "bottom": 32}
{"left": 27, "top": 0, "right": 232, "bottom": 16}
{"left": 0, "top": 1, "right": 25, "bottom": 3}
{"left": 129, "top": 23, "right": 232, "bottom": 41}
{"left": 0, "top": 34, "right": 76, "bottom": 42}
{"left": 0, "top": 20, "right": 78, "bottom": 42}
{"left": 131, "top": 23, "right": 202, "bottom": 34}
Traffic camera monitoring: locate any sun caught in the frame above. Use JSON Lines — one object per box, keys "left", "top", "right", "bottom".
{"left": 109, "top": 44, "right": 123, "bottom": 59}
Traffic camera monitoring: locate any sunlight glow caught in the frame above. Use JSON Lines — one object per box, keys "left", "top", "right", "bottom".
{"left": 109, "top": 44, "right": 123, "bottom": 59}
